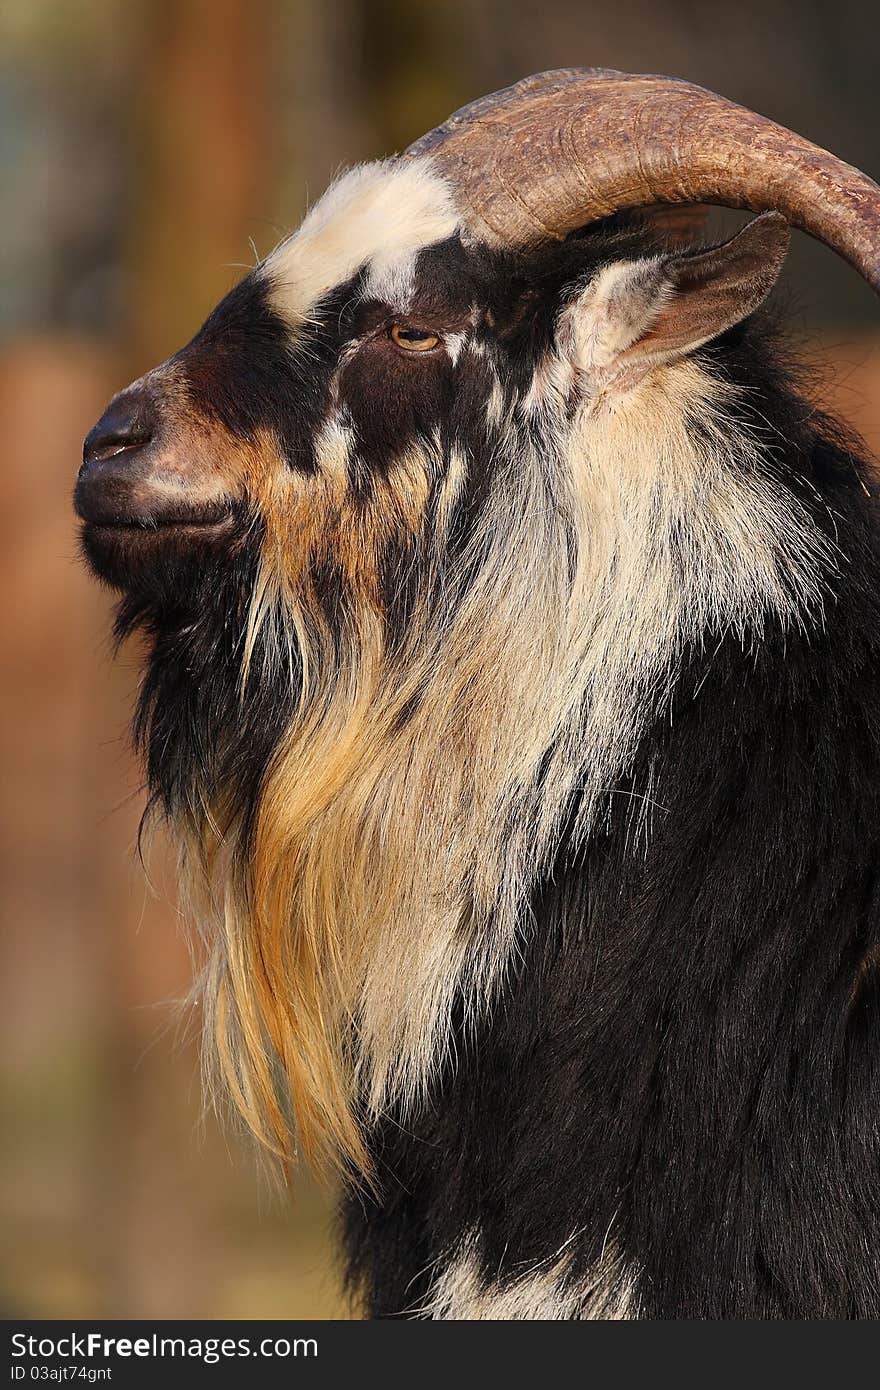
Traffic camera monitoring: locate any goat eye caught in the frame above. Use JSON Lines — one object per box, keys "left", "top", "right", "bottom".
{"left": 390, "top": 324, "right": 440, "bottom": 353}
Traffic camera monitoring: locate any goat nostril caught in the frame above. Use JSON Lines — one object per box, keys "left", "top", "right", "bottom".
{"left": 82, "top": 394, "right": 156, "bottom": 469}
{"left": 83, "top": 430, "right": 152, "bottom": 468}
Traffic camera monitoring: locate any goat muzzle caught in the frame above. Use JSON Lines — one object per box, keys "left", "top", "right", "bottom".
{"left": 76, "top": 372, "right": 237, "bottom": 588}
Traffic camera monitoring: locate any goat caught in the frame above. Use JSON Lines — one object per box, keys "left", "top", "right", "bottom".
{"left": 76, "top": 70, "right": 880, "bottom": 1318}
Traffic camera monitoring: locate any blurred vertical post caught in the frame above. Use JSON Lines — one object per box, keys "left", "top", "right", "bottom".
{"left": 87, "top": 0, "right": 276, "bottom": 1315}
{"left": 126, "top": 0, "right": 274, "bottom": 366}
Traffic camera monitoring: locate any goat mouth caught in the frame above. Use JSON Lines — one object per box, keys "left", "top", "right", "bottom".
{"left": 78, "top": 506, "right": 240, "bottom": 590}
{"left": 83, "top": 510, "right": 233, "bottom": 533}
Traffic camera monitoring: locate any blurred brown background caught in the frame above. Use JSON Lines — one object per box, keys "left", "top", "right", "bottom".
{"left": 2, "top": 0, "right": 879, "bottom": 1320}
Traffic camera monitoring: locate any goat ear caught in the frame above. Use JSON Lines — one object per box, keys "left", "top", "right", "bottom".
{"left": 566, "top": 212, "right": 790, "bottom": 383}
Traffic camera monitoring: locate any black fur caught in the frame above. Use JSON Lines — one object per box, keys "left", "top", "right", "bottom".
{"left": 115, "top": 536, "right": 297, "bottom": 827}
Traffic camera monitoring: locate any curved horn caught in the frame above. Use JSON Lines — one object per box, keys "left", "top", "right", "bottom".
{"left": 406, "top": 69, "right": 880, "bottom": 294}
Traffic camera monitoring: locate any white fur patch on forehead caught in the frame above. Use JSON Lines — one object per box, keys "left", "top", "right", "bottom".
{"left": 363, "top": 251, "right": 418, "bottom": 313}
{"left": 264, "top": 159, "right": 459, "bottom": 323}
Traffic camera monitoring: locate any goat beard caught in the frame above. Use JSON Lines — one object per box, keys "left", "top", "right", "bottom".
{"left": 171, "top": 438, "right": 578, "bottom": 1179}
{"left": 170, "top": 362, "right": 833, "bottom": 1180}
{"left": 177, "top": 586, "right": 563, "bottom": 1181}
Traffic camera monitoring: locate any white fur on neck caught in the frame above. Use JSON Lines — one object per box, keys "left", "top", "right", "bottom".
{"left": 418, "top": 1230, "right": 641, "bottom": 1320}
{"left": 351, "top": 356, "right": 833, "bottom": 1117}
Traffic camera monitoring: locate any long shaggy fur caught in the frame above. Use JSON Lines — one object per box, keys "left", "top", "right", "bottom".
{"left": 82, "top": 159, "right": 880, "bottom": 1316}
